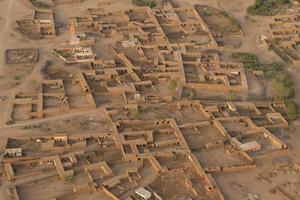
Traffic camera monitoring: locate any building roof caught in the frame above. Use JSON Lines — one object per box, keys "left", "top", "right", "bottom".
{"left": 240, "top": 141, "right": 261, "bottom": 152}
{"left": 135, "top": 187, "right": 152, "bottom": 199}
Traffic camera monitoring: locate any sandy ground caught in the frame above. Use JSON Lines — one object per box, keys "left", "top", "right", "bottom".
{"left": 176, "top": 0, "right": 300, "bottom": 199}
{"left": 0, "top": 0, "right": 300, "bottom": 200}
{"left": 0, "top": 0, "right": 133, "bottom": 127}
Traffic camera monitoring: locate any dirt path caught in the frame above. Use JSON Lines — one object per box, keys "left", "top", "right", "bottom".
{"left": 3, "top": 106, "right": 107, "bottom": 129}
{"left": 0, "top": 0, "right": 14, "bottom": 75}
{"left": 288, "top": 68, "right": 300, "bottom": 105}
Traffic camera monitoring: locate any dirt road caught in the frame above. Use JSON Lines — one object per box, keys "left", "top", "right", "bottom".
{"left": 0, "top": 0, "right": 14, "bottom": 75}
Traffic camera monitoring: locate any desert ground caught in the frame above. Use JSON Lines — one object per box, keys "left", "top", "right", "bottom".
{"left": 0, "top": 0, "right": 300, "bottom": 200}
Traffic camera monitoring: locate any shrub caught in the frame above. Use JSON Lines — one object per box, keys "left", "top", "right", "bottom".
{"left": 132, "top": 111, "right": 141, "bottom": 118}
{"left": 284, "top": 99, "right": 298, "bottom": 120}
{"left": 132, "top": 0, "right": 157, "bottom": 8}
{"left": 64, "top": 175, "right": 75, "bottom": 183}
{"left": 263, "top": 62, "right": 284, "bottom": 79}
{"left": 170, "top": 80, "right": 178, "bottom": 92}
{"left": 273, "top": 73, "right": 294, "bottom": 100}
{"left": 172, "top": 152, "right": 177, "bottom": 160}
{"left": 29, "top": 0, "right": 51, "bottom": 9}
{"left": 189, "top": 90, "right": 195, "bottom": 100}
{"left": 231, "top": 52, "right": 297, "bottom": 121}
{"left": 277, "top": 0, "right": 290, "bottom": 5}
{"left": 247, "top": 94, "right": 257, "bottom": 101}
{"left": 227, "top": 91, "right": 237, "bottom": 101}
{"left": 155, "top": 111, "right": 167, "bottom": 119}
{"left": 14, "top": 75, "right": 22, "bottom": 80}
{"left": 220, "top": 11, "right": 241, "bottom": 27}
{"left": 231, "top": 52, "right": 260, "bottom": 70}
{"left": 231, "top": 53, "right": 286, "bottom": 80}
{"left": 247, "top": 0, "right": 290, "bottom": 16}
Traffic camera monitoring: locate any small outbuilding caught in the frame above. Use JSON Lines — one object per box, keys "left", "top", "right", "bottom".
{"left": 135, "top": 187, "right": 152, "bottom": 200}
{"left": 4, "top": 148, "right": 22, "bottom": 157}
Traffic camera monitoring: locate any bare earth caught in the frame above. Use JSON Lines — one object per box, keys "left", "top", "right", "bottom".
{"left": 0, "top": 0, "right": 300, "bottom": 200}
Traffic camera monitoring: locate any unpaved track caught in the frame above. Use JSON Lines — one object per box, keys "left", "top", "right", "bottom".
{"left": 0, "top": 0, "right": 14, "bottom": 75}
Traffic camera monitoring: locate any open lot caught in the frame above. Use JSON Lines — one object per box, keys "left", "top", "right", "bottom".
{"left": 0, "top": 0, "right": 300, "bottom": 200}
